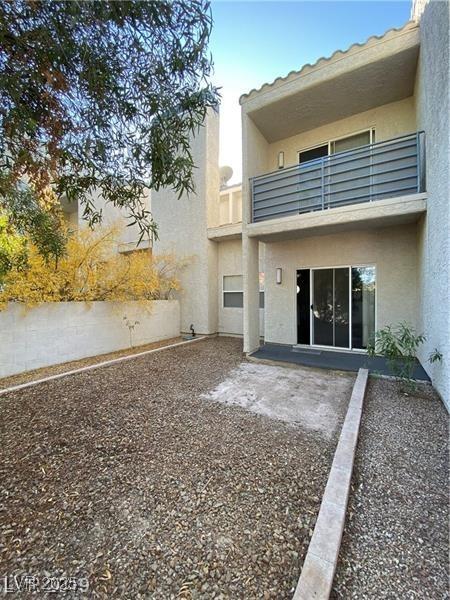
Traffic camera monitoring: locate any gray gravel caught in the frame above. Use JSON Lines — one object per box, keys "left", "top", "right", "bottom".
{"left": 332, "top": 377, "right": 449, "bottom": 599}
{"left": 0, "top": 337, "right": 347, "bottom": 598}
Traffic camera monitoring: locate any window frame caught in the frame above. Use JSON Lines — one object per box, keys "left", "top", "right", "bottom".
{"left": 297, "top": 128, "right": 376, "bottom": 164}
{"left": 223, "top": 274, "right": 243, "bottom": 309}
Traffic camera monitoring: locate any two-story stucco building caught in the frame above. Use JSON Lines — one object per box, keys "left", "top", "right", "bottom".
{"left": 152, "top": 0, "right": 449, "bottom": 410}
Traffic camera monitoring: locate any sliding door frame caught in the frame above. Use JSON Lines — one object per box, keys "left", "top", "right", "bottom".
{"left": 295, "top": 264, "right": 377, "bottom": 352}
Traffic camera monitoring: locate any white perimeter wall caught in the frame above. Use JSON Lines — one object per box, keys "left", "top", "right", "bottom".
{"left": 0, "top": 300, "right": 180, "bottom": 378}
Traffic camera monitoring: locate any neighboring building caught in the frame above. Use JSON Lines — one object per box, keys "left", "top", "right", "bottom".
{"left": 61, "top": 189, "right": 152, "bottom": 255}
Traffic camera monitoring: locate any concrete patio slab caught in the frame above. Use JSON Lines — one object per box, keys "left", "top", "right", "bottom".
{"left": 202, "top": 361, "right": 355, "bottom": 439}
{"left": 251, "top": 344, "right": 430, "bottom": 381}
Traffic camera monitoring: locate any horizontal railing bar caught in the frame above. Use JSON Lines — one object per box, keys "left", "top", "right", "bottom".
{"left": 327, "top": 139, "right": 417, "bottom": 165}
{"left": 324, "top": 173, "right": 417, "bottom": 197}
{"left": 251, "top": 132, "right": 421, "bottom": 182}
{"left": 254, "top": 186, "right": 321, "bottom": 207}
{"left": 254, "top": 176, "right": 322, "bottom": 195}
{"left": 254, "top": 204, "right": 323, "bottom": 221}
{"left": 324, "top": 146, "right": 417, "bottom": 168}
{"left": 327, "top": 150, "right": 416, "bottom": 177}
{"left": 254, "top": 183, "right": 419, "bottom": 221}
{"left": 254, "top": 197, "right": 322, "bottom": 216}
{"left": 254, "top": 205, "right": 313, "bottom": 220}
{"left": 254, "top": 162, "right": 417, "bottom": 205}
{"left": 254, "top": 165, "right": 321, "bottom": 186}
{"left": 326, "top": 184, "right": 419, "bottom": 207}
{"left": 256, "top": 183, "right": 418, "bottom": 219}
{"left": 327, "top": 159, "right": 417, "bottom": 184}
{"left": 326, "top": 150, "right": 418, "bottom": 175}
{"left": 254, "top": 175, "right": 417, "bottom": 210}
{"left": 254, "top": 150, "right": 418, "bottom": 191}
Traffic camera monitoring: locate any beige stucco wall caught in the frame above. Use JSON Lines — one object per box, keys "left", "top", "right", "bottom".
{"left": 263, "top": 223, "right": 419, "bottom": 346}
{"left": 69, "top": 188, "right": 151, "bottom": 249}
{"left": 218, "top": 238, "right": 264, "bottom": 337}
{"left": 242, "top": 114, "right": 271, "bottom": 351}
{"left": 267, "top": 97, "right": 416, "bottom": 171}
{"left": 414, "top": 0, "right": 450, "bottom": 409}
{"left": 218, "top": 239, "right": 244, "bottom": 335}
{"left": 152, "top": 111, "right": 220, "bottom": 334}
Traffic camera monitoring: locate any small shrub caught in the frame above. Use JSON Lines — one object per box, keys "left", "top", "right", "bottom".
{"left": 123, "top": 316, "right": 140, "bottom": 348}
{"left": 367, "top": 322, "right": 442, "bottom": 394}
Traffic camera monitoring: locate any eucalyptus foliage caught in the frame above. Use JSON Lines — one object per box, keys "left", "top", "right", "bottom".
{"left": 0, "top": 0, "right": 219, "bottom": 259}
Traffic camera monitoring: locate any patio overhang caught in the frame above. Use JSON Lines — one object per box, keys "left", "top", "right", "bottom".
{"left": 241, "top": 22, "right": 420, "bottom": 142}
{"left": 246, "top": 193, "right": 427, "bottom": 242}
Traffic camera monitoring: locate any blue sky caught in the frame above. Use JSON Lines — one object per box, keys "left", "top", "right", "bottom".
{"left": 209, "top": 0, "right": 411, "bottom": 182}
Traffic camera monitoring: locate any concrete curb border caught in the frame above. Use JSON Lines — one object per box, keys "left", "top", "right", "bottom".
{"left": 0, "top": 336, "right": 205, "bottom": 397}
{"left": 293, "top": 368, "right": 369, "bottom": 600}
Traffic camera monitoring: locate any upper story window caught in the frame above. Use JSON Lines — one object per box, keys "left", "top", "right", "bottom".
{"left": 330, "top": 130, "right": 373, "bottom": 154}
{"left": 297, "top": 129, "right": 375, "bottom": 164}
{"left": 299, "top": 144, "right": 328, "bottom": 164}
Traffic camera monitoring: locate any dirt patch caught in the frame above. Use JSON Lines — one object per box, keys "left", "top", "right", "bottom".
{"left": 203, "top": 361, "right": 354, "bottom": 439}
{"left": 0, "top": 337, "right": 349, "bottom": 598}
{"left": 332, "top": 378, "right": 449, "bottom": 599}
{"left": 0, "top": 336, "right": 183, "bottom": 389}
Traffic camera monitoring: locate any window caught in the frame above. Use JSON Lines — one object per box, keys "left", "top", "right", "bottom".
{"left": 330, "top": 130, "right": 373, "bottom": 154}
{"left": 298, "top": 130, "right": 375, "bottom": 164}
{"left": 223, "top": 275, "right": 243, "bottom": 308}
{"left": 299, "top": 144, "right": 328, "bottom": 164}
{"left": 259, "top": 272, "right": 265, "bottom": 309}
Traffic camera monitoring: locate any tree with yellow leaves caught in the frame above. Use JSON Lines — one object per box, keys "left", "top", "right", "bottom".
{"left": 0, "top": 224, "right": 182, "bottom": 309}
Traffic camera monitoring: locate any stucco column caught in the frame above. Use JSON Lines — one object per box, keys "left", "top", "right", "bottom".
{"left": 243, "top": 232, "right": 260, "bottom": 354}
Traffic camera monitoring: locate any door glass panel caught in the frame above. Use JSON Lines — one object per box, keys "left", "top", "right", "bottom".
{"left": 328, "top": 131, "right": 372, "bottom": 209}
{"left": 334, "top": 268, "right": 350, "bottom": 347}
{"left": 299, "top": 144, "right": 328, "bottom": 164}
{"left": 352, "top": 267, "right": 376, "bottom": 348}
{"left": 313, "top": 269, "right": 334, "bottom": 346}
{"left": 223, "top": 275, "right": 242, "bottom": 291}
{"left": 331, "top": 131, "right": 370, "bottom": 154}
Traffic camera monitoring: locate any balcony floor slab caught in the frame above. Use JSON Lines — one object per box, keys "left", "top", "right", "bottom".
{"left": 247, "top": 193, "right": 426, "bottom": 242}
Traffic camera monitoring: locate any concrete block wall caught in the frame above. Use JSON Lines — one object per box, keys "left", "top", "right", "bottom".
{"left": 0, "top": 300, "right": 180, "bottom": 378}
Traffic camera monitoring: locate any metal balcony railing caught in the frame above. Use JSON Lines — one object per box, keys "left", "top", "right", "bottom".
{"left": 251, "top": 132, "right": 425, "bottom": 223}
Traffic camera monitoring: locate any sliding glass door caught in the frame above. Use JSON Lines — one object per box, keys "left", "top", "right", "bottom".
{"left": 351, "top": 266, "right": 376, "bottom": 349}
{"left": 312, "top": 268, "right": 350, "bottom": 348}
{"left": 297, "top": 266, "right": 375, "bottom": 349}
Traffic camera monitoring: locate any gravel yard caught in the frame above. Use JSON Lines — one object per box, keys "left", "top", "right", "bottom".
{"left": 0, "top": 337, "right": 349, "bottom": 599}
{"left": 332, "top": 378, "right": 449, "bottom": 599}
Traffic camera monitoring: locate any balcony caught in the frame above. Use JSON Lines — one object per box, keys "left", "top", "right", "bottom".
{"left": 251, "top": 132, "right": 425, "bottom": 224}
